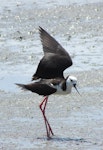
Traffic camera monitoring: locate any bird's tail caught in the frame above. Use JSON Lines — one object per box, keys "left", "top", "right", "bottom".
{"left": 15, "top": 83, "right": 28, "bottom": 91}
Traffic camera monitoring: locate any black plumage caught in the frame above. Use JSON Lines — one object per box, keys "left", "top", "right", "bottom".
{"left": 16, "top": 78, "right": 67, "bottom": 96}
{"left": 16, "top": 82, "right": 57, "bottom": 96}
{"left": 32, "top": 27, "right": 72, "bottom": 80}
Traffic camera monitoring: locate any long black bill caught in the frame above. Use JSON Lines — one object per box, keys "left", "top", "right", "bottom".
{"left": 73, "top": 84, "right": 81, "bottom": 96}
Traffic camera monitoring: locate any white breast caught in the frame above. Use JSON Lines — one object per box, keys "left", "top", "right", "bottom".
{"left": 51, "top": 81, "right": 72, "bottom": 95}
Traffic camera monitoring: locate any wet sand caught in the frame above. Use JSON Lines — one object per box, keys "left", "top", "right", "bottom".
{"left": 0, "top": 70, "right": 103, "bottom": 149}
{"left": 0, "top": 1, "right": 103, "bottom": 149}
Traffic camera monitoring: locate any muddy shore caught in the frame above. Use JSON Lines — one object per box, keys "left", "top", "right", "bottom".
{"left": 0, "top": 1, "right": 103, "bottom": 149}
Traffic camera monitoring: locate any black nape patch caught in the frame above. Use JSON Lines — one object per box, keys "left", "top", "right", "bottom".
{"left": 61, "top": 81, "right": 66, "bottom": 91}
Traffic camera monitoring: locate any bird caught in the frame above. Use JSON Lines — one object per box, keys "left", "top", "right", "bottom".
{"left": 16, "top": 26, "right": 80, "bottom": 139}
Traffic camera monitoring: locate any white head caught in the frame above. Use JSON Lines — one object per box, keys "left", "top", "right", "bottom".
{"left": 69, "top": 75, "right": 77, "bottom": 86}
{"left": 66, "top": 75, "right": 80, "bottom": 95}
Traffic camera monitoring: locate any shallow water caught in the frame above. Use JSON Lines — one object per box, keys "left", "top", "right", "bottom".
{"left": 0, "top": 2, "right": 103, "bottom": 93}
{"left": 0, "top": 2, "right": 103, "bottom": 149}
{"left": 0, "top": 0, "right": 103, "bottom": 10}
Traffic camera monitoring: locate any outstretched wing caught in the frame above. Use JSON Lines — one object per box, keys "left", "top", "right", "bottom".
{"left": 32, "top": 27, "right": 72, "bottom": 80}
{"left": 16, "top": 82, "right": 57, "bottom": 96}
{"left": 39, "top": 26, "right": 70, "bottom": 56}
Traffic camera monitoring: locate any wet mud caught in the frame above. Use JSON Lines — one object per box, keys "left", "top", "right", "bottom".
{"left": 0, "top": 0, "right": 103, "bottom": 149}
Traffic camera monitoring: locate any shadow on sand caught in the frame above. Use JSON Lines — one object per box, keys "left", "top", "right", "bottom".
{"left": 37, "top": 136, "right": 89, "bottom": 143}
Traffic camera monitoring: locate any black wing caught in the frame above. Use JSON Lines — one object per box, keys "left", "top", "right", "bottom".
{"left": 39, "top": 26, "right": 70, "bottom": 56}
{"left": 16, "top": 82, "right": 57, "bottom": 96}
{"left": 32, "top": 27, "right": 72, "bottom": 80}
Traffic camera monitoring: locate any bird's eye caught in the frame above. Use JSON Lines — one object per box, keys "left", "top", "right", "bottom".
{"left": 71, "top": 79, "right": 73, "bottom": 82}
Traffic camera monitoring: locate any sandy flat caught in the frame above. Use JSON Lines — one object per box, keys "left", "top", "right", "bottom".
{"left": 0, "top": 1, "right": 103, "bottom": 149}
{"left": 0, "top": 70, "right": 103, "bottom": 149}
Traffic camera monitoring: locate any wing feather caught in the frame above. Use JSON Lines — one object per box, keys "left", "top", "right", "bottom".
{"left": 32, "top": 27, "right": 73, "bottom": 80}
{"left": 39, "top": 26, "right": 70, "bottom": 56}
{"left": 16, "top": 82, "right": 57, "bottom": 96}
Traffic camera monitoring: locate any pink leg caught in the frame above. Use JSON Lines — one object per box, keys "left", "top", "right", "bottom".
{"left": 39, "top": 96, "right": 54, "bottom": 138}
